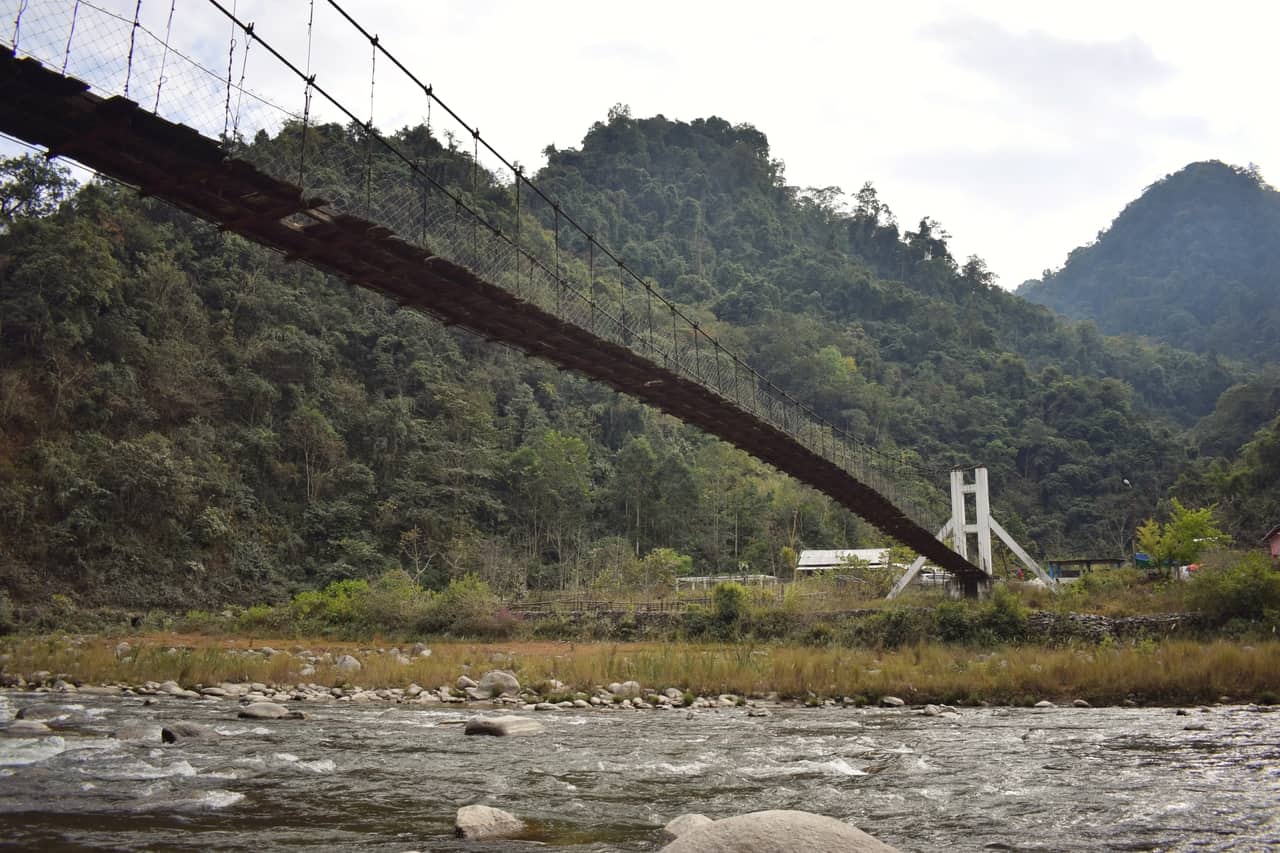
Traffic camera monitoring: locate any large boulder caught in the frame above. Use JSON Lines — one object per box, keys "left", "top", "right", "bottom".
{"left": 663, "top": 813, "right": 714, "bottom": 840}
{"left": 463, "top": 715, "right": 545, "bottom": 737}
{"left": 5, "top": 719, "right": 52, "bottom": 735}
{"left": 609, "top": 680, "right": 641, "bottom": 698}
{"left": 660, "top": 810, "right": 898, "bottom": 852}
{"left": 455, "top": 804, "right": 524, "bottom": 840}
{"left": 476, "top": 670, "right": 520, "bottom": 698}
{"left": 161, "top": 722, "right": 214, "bottom": 743}
{"left": 335, "top": 655, "right": 362, "bottom": 674}
{"left": 238, "top": 702, "right": 305, "bottom": 720}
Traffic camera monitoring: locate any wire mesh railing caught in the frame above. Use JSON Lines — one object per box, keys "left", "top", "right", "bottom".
{"left": 3, "top": 0, "right": 956, "bottom": 547}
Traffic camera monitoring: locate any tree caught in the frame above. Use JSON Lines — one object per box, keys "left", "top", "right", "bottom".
{"left": 613, "top": 436, "right": 656, "bottom": 554}
{"left": 1137, "top": 500, "right": 1229, "bottom": 568}
{"left": 0, "top": 155, "right": 73, "bottom": 225}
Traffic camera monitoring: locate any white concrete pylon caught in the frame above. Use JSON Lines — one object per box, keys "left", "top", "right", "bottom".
{"left": 888, "top": 466, "right": 1056, "bottom": 598}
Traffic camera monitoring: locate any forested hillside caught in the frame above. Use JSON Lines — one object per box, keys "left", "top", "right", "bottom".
{"left": 1017, "top": 161, "right": 1280, "bottom": 363}
{"left": 0, "top": 112, "right": 1258, "bottom": 611}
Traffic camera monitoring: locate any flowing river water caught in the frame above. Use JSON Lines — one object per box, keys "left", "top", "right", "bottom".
{"left": 1, "top": 690, "right": 1278, "bottom": 851}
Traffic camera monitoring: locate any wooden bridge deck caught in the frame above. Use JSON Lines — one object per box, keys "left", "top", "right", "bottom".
{"left": 0, "top": 48, "right": 983, "bottom": 581}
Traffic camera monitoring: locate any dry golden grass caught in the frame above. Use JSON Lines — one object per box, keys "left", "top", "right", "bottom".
{"left": 5, "top": 634, "right": 1278, "bottom": 706}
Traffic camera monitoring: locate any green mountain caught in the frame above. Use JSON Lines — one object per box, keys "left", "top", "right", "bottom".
{"left": 0, "top": 115, "right": 1253, "bottom": 613}
{"left": 1017, "top": 161, "right": 1280, "bottom": 363}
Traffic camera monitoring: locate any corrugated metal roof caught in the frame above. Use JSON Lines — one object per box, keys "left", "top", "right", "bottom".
{"left": 796, "top": 548, "right": 890, "bottom": 569}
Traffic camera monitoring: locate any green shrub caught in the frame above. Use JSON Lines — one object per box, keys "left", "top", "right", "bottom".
{"left": 682, "top": 605, "right": 713, "bottom": 639}
{"left": 236, "top": 603, "right": 284, "bottom": 633}
{"left": 980, "top": 585, "right": 1027, "bottom": 642}
{"left": 1187, "top": 553, "right": 1280, "bottom": 627}
{"left": 934, "top": 601, "right": 975, "bottom": 643}
{"left": 452, "top": 607, "right": 521, "bottom": 639}
{"left": 802, "top": 622, "right": 836, "bottom": 647}
{"left": 711, "top": 582, "right": 748, "bottom": 637}
{"left": 361, "top": 569, "right": 432, "bottom": 632}
{"left": 744, "top": 608, "right": 794, "bottom": 641}
{"left": 416, "top": 573, "right": 501, "bottom": 636}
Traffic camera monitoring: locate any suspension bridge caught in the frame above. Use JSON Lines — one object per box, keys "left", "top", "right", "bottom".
{"left": 1, "top": 0, "right": 1004, "bottom": 590}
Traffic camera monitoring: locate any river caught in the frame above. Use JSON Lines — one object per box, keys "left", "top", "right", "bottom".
{"left": 1, "top": 690, "right": 1277, "bottom": 851}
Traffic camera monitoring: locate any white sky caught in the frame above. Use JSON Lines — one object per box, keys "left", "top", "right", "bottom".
{"left": 9, "top": 0, "right": 1280, "bottom": 288}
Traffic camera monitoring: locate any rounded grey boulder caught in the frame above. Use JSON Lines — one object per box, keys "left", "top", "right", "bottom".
{"left": 476, "top": 670, "right": 521, "bottom": 698}
{"left": 463, "top": 715, "right": 545, "bottom": 737}
{"left": 161, "top": 722, "right": 214, "bottom": 743}
{"left": 5, "top": 719, "right": 52, "bottom": 735}
{"left": 659, "top": 810, "right": 899, "bottom": 852}
{"left": 455, "top": 804, "right": 524, "bottom": 840}
{"left": 663, "top": 813, "right": 713, "bottom": 840}
{"left": 238, "top": 702, "right": 305, "bottom": 720}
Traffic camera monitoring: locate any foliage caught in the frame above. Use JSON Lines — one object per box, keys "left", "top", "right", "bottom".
{"left": 0, "top": 155, "right": 74, "bottom": 224}
{"left": 1186, "top": 552, "right": 1280, "bottom": 628}
{"left": 1019, "top": 161, "right": 1280, "bottom": 363}
{"left": 0, "top": 116, "right": 1264, "bottom": 617}
{"left": 1137, "top": 500, "right": 1229, "bottom": 567}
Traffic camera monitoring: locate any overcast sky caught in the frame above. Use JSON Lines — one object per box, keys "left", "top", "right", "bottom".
{"left": 11, "top": 0, "right": 1280, "bottom": 288}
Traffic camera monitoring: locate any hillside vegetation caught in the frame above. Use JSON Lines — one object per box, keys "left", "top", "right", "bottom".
{"left": 1018, "top": 161, "right": 1280, "bottom": 363}
{"left": 0, "top": 113, "right": 1263, "bottom": 614}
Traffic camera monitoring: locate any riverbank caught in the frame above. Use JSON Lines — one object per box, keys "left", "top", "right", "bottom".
{"left": 3, "top": 635, "right": 1278, "bottom": 707}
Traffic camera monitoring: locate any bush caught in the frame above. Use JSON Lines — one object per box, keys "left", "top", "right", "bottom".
{"left": 1187, "top": 553, "right": 1280, "bottom": 627}
{"left": 744, "top": 608, "right": 794, "bottom": 641}
{"left": 934, "top": 600, "right": 975, "bottom": 643}
{"left": 419, "top": 574, "right": 501, "bottom": 636}
{"left": 980, "top": 585, "right": 1027, "bottom": 642}
{"left": 0, "top": 590, "right": 13, "bottom": 634}
{"left": 289, "top": 578, "right": 370, "bottom": 627}
{"left": 361, "top": 569, "right": 432, "bottom": 632}
{"left": 682, "top": 605, "right": 714, "bottom": 639}
{"left": 452, "top": 607, "right": 521, "bottom": 639}
{"left": 236, "top": 603, "right": 285, "bottom": 633}
{"left": 711, "top": 582, "right": 748, "bottom": 635}
{"left": 803, "top": 622, "right": 836, "bottom": 647}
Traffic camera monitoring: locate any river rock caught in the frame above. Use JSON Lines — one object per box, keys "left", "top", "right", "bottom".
{"left": 161, "top": 722, "right": 214, "bottom": 743}
{"left": 457, "top": 675, "right": 479, "bottom": 690}
{"left": 77, "top": 685, "right": 122, "bottom": 696}
{"left": 1034, "top": 700, "right": 1056, "bottom": 709}
{"left": 664, "top": 813, "right": 714, "bottom": 840}
{"left": 1072, "top": 699, "right": 1091, "bottom": 708}
{"left": 114, "top": 642, "right": 132, "bottom": 659}
{"left": 464, "top": 715, "right": 545, "bottom": 737}
{"left": 455, "top": 804, "right": 524, "bottom": 840}
{"left": 476, "top": 670, "right": 521, "bottom": 698}
{"left": 660, "top": 810, "right": 899, "bottom": 852}
{"left": 880, "top": 696, "right": 905, "bottom": 707}
{"left": 113, "top": 722, "right": 163, "bottom": 742}
{"left": 335, "top": 655, "right": 362, "bottom": 674}
{"left": 238, "top": 702, "right": 304, "bottom": 720}
{"left": 6, "top": 719, "right": 52, "bottom": 735}
{"left": 15, "top": 703, "right": 70, "bottom": 722}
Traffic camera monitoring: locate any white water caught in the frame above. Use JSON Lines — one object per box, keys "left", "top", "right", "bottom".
{"left": 1, "top": 690, "right": 1278, "bottom": 851}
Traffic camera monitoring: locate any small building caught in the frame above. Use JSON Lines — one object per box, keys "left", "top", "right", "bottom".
{"left": 795, "top": 548, "right": 892, "bottom": 576}
{"left": 1046, "top": 556, "right": 1125, "bottom": 582}
{"left": 1263, "top": 525, "right": 1280, "bottom": 561}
